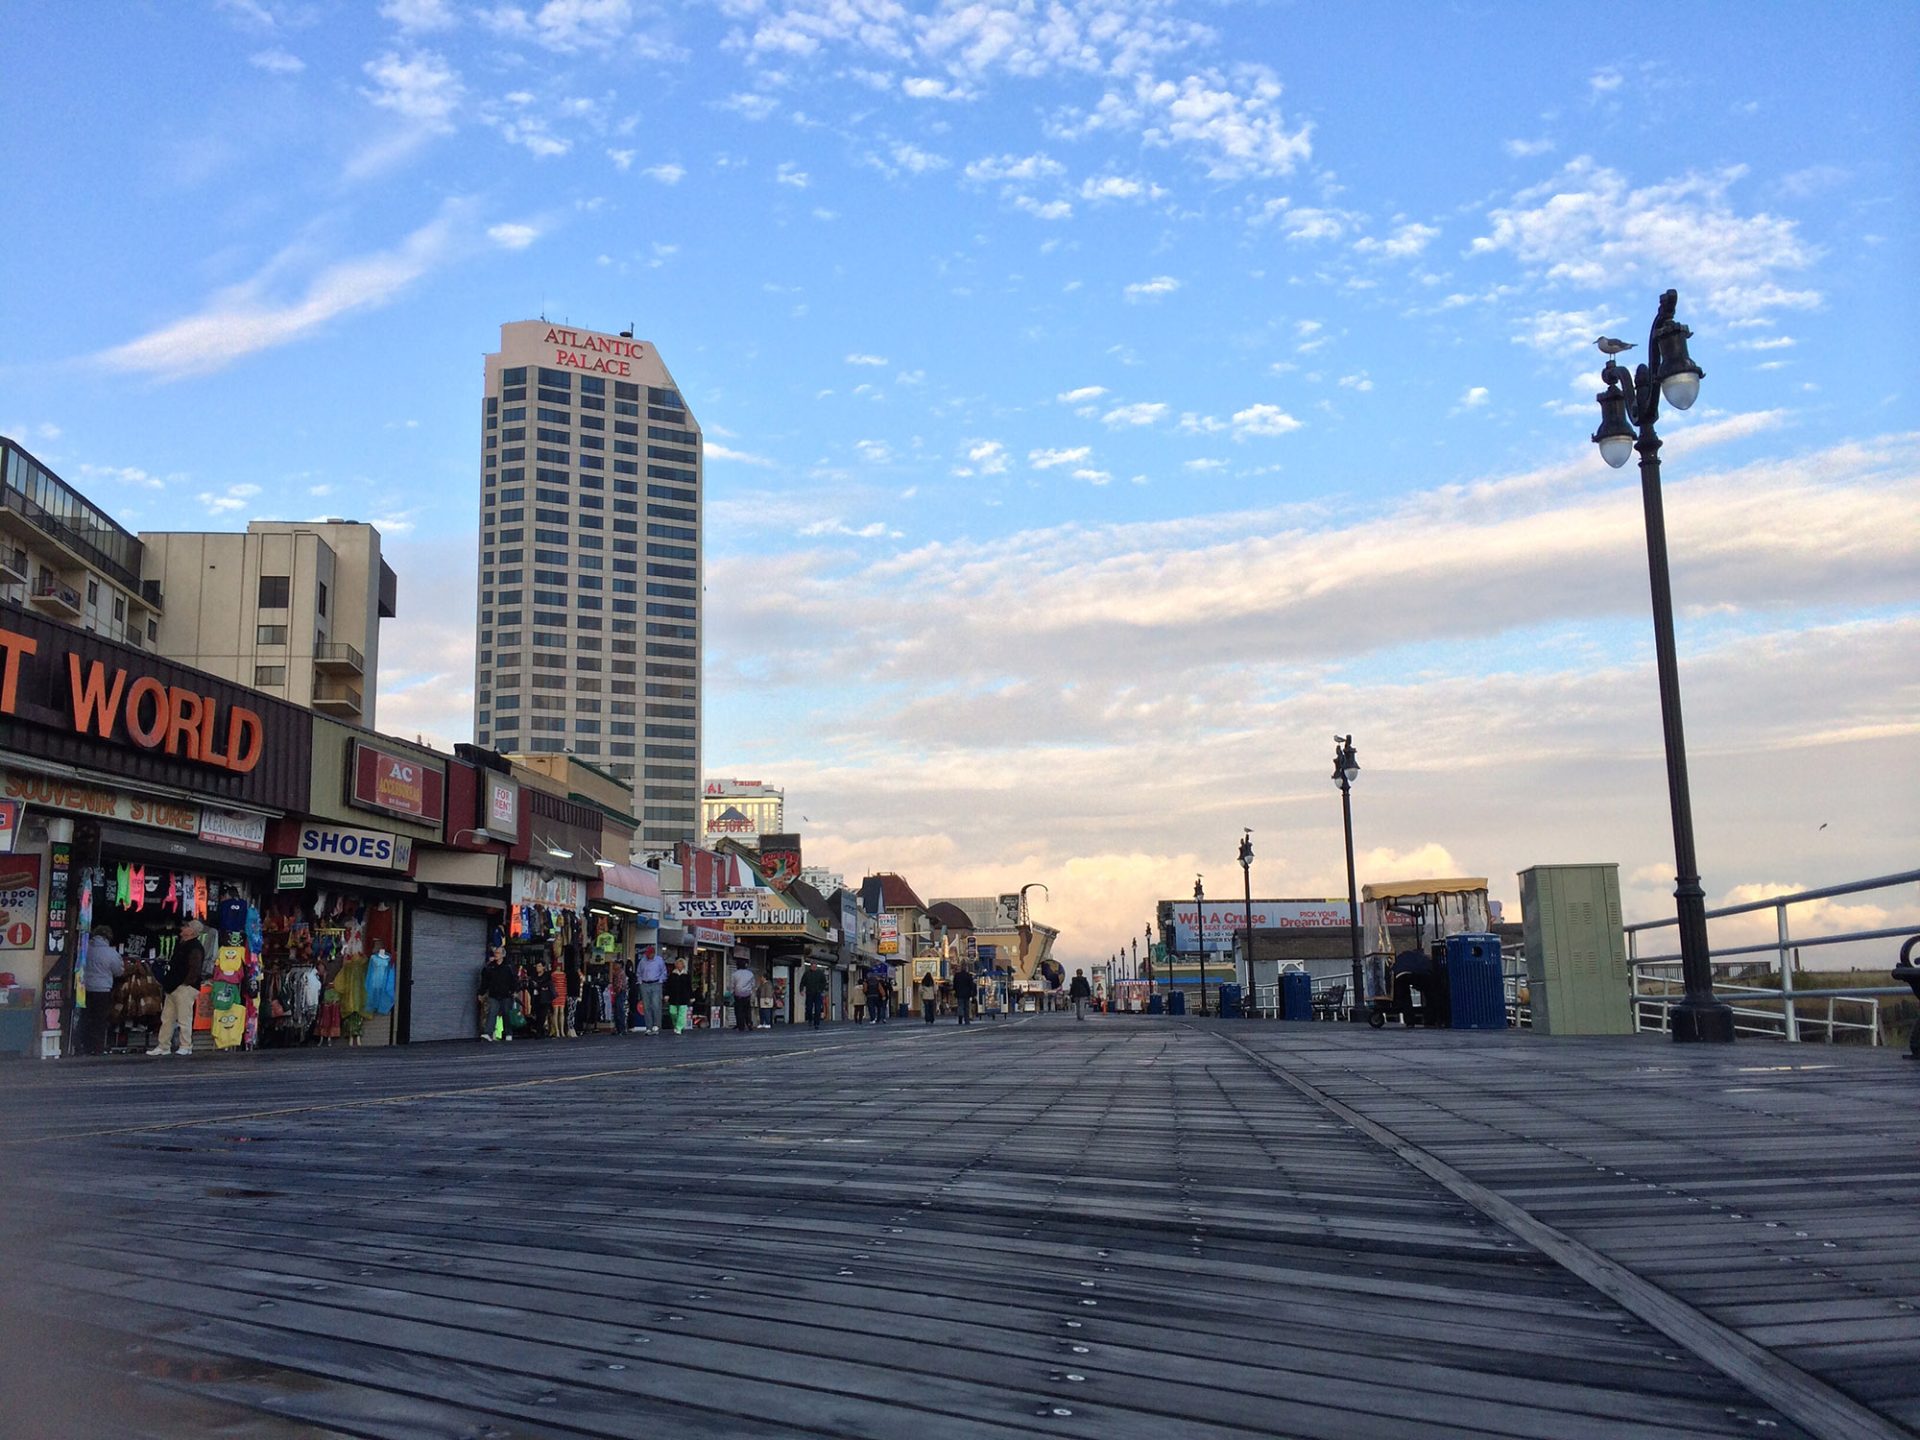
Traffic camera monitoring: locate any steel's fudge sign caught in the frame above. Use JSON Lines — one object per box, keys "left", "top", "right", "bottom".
{"left": 0, "top": 612, "right": 308, "bottom": 811}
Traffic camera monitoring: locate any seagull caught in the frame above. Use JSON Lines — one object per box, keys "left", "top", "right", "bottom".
{"left": 1595, "top": 337, "right": 1637, "bottom": 356}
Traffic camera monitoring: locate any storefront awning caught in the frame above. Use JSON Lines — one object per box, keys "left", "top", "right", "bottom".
{"left": 590, "top": 863, "right": 662, "bottom": 914}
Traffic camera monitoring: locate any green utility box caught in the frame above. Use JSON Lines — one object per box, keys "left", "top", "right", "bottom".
{"left": 1517, "top": 863, "right": 1635, "bottom": 1035}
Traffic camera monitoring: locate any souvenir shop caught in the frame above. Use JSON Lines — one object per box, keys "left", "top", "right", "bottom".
{"left": 73, "top": 821, "right": 279, "bottom": 1055}
{"left": 255, "top": 877, "right": 401, "bottom": 1049}
{"left": 501, "top": 864, "right": 627, "bottom": 1037}
{"left": 0, "top": 608, "right": 318, "bottom": 1060}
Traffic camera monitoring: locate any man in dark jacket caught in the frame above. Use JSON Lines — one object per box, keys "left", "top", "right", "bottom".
{"left": 478, "top": 952, "right": 517, "bottom": 1041}
{"left": 1069, "top": 969, "right": 1093, "bottom": 1022}
{"left": 798, "top": 962, "right": 829, "bottom": 1029}
{"left": 951, "top": 966, "right": 977, "bottom": 1025}
{"left": 148, "top": 918, "right": 206, "bottom": 1056}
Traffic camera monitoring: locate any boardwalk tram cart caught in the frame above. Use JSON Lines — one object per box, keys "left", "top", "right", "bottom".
{"left": 1359, "top": 878, "right": 1493, "bottom": 1029}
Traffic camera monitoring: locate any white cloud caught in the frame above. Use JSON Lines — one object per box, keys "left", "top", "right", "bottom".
{"left": 641, "top": 162, "right": 685, "bottom": 184}
{"left": 198, "top": 482, "right": 263, "bottom": 515}
{"left": 1231, "top": 403, "right": 1303, "bottom": 437}
{"left": 1122, "top": 65, "right": 1313, "bottom": 181}
{"left": 1353, "top": 221, "right": 1439, "bottom": 259}
{"left": 482, "top": 0, "right": 643, "bottom": 53}
{"left": 873, "top": 140, "right": 949, "bottom": 176}
{"left": 902, "top": 75, "right": 973, "bottom": 101}
{"left": 1337, "top": 373, "right": 1373, "bottom": 392}
{"left": 248, "top": 47, "right": 305, "bottom": 73}
{"left": 1102, "top": 402, "right": 1167, "bottom": 428}
{"left": 1472, "top": 160, "right": 1819, "bottom": 318}
{"left": 1029, "top": 446, "right": 1092, "bottom": 469}
{"left": 1179, "top": 412, "right": 1226, "bottom": 434}
{"left": 1183, "top": 458, "right": 1228, "bottom": 471}
{"left": 1504, "top": 137, "right": 1555, "bottom": 158}
{"left": 1124, "top": 275, "right": 1180, "bottom": 302}
{"left": 845, "top": 352, "right": 888, "bottom": 366}
{"left": 704, "top": 442, "right": 774, "bottom": 467}
{"left": 95, "top": 200, "right": 475, "bottom": 379}
{"left": 964, "top": 152, "right": 1064, "bottom": 183}
{"left": 1511, "top": 307, "right": 1625, "bottom": 356}
{"left": 1275, "top": 206, "right": 1346, "bottom": 243}
{"left": 1014, "top": 195, "right": 1073, "bottom": 221}
{"left": 1079, "top": 175, "right": 1158, "bottom": 201}
{"left": 606, "top": 147, "right": 634, "bottom": 170}
{"left": 362, "top": 49, "right": 462, "bottom": 130}
{"left": 380, "top": 0, "right": 457, "bottom": 32}
{"left": 1732, "top": 335, "right": 1797, "bottom": 352}
{"left": 1057, "top": 386, "right": 1107, "bottom": 404}
{"left": 1590, "top": 67, "right": 1624, "bottom": 95}
{"left": 965, "top": 439, "right": 1010, "bottom": 475}
{"left": 76, "top": 462, "right": 170, "bottom": 490}
{"left": 721, "top": 91, "right": 779, "bottom": 121}
{"left": 1459, "top": 386, "right": 1490, "bottom": 408}
{"left": 776, "top": 161, "right": 811, "bottom": 188}
{"left": 1072, "top": 468, "right": 1114, "bottom": 485}
{"left": 486, "top": 221, "right": 540, "bottom": 249}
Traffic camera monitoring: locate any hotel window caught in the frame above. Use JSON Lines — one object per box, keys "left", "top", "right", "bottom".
{"left": 254, "top": 665, "right": 287, "bottom": 685}
{"left": 257, "top": 624, "right": 288, "bottom": 644}
{"left": 112, "top": 596, "right": 126, "bottom": 623}
{"left": 503, "top": 366, "right": 527, "bottom": 385}
{"left": 317, "top": 581, "right": 328, "bottom": 618}
{"left": 258, "top": 575, "right": 291, "bottom": 608}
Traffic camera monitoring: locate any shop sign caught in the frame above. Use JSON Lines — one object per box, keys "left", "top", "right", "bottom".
{"left": 296, "top": 822, "right": 413, "bottom": 871}
{"left": 0, "top": 853, "right": 41, "bottom": 952}
{"left": 669, "top": 896, "right": 757, "bottom": 922}
{"left": 481, "top": 774, "right": 520, "bottom": 840}
{"left": 348, "top": 739, "right": 446, "bottom": 824}
{"left": 276, "top": 858, "right": 308, "bottom": 892}
{"left": 46, "top": 841, "right": 69, "bottom": 957}
{"left": 1168, "top": 899, "right": 1353, "bottom": 953}
{"left": 759, "top": 833, "right": 801, "bottom": 891}
{"left": 0, "top": 799, "right": 21, "bottom": 855}
{"left": 0, "top": 627, "right": 266, "bottom": 773}
{"left": 877, "top": 914, "right": 900, "bottom": 955}
{"left": 1, "top": 769, "right": 200, "bottom": 836}
{"left": 199, "top": 808, "right": 268, "bottom": 852}
{"left": 511, "top": 865, "right": 583, "bottom": 913}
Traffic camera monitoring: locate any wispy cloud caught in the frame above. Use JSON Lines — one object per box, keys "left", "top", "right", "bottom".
{"left": 1124, "top": 275, "right": 1180, "bottom": 302}
{"left": 95, "top": 200, "right": 478, "bottom": 379}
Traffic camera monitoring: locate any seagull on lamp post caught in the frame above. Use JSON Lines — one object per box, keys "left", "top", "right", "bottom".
{"left": 1594, "top": 336, "right": 1637, "bottom": 357}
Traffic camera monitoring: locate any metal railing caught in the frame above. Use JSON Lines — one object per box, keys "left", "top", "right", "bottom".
{"left": 1626, "top": 869, "right": 1920, "bottom": 1045}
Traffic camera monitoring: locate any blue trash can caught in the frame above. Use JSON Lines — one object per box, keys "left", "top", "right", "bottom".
{"left": 1445, "top": 933, "right": 1507, "bottom": 1030}
{"left": 1167, "top": 991, "right": 1187, "bottom": 1016}
{"left": 1147, "top": 994, "right": 1164, "bottom": 1015}
{"left": 1281, "top": 969, "right": 1313, "bottom": 1021}
{"left": 1218, "top": 983, "right": 1243, "bottom": 1019}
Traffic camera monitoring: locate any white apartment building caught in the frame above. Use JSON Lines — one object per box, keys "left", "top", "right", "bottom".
{"left": 140, "top": 520, "right": 396, "bottom": 728}
{"left": 701, "top": 777, "right": 784, "bottom": 840}
{"left": 471, "top": 321, "right": 701, "bottom": 854}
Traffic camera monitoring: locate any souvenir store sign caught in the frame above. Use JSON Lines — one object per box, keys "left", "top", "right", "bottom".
{"left": 198, "top": 808, "right": 268, "bottom": 852}
{"left": 0, "top": 611, "right": 309, "bottom": 811}
{"left": 510, "top": 865, "right": 583, "bottom": 913}
{"left": 295, "top": 822, "right": 414, "bottom": 871}
{"left": 0, "top": 853, "right": 41, "bottom": 951}
{"left": 3, "top": 767, "right": 204, "bottom": 836}
{"left": 669, "top": 896, "right": 758, "bottom": 923}
{"left": 348, "top": 739, "right": 446, "bottom": 824}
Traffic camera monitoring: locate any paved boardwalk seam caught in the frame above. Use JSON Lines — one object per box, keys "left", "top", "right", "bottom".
{"left": 1201, "top": 1025, "right": 1910, "bottom": 1440}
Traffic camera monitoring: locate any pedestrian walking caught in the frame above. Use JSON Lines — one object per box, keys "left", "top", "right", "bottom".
{"left": 664, "top": 958, "right": 693, "bottom": 1033}
{"left": 82, "top": 925, "right": 125, "bottom": 1055}
{"left": 609, "top": 955, "right": 629, "bottom": 1035}
{"left": 636, "top": 947, "right": 668, "bottom": 1034}
{"left": 864, "top": 970, "right": 888, "bottom": 1024}
{"left": 755, "top": 973, "right": 776, "bottom": 1029}
{"left": 799, "top": 961, "right": 828, "bottom": 1029}
{"left": 952, "top": 966, "right": 976, "bottom": 1026}
{"left": 478, "top": 951, "right": 517, "bottom": 1041}
{"left": 918, "top": 970, "right": 939, "bottom": 1024}
{"left": 731, "top": 961, "right": 758, "bottom": 1032}
{"left": 849, "top": 974, "right": 867, "bottom": 1024}
{"left": 1069, "top": 968, "right": 1093, "bottom": 1021}
{"left": 147, "top": 918, "right": 206, "bottom": 1056}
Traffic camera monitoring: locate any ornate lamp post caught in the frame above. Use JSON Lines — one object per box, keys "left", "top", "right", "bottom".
{"left": 1592, "top": 290, "right": 1732, "bottom": 1043}
{"left": 1237, "top": 828, "right": 1256, "bottom": 1015}
{"left": 1333, "top": 736, "right": 1363, "bottom": 1020}
{"left": 1193, "top": 874, "right": 1208, "bottom": 1016}
{"left": 1145, "top": 922, "right": 1156, "bottom": 1007}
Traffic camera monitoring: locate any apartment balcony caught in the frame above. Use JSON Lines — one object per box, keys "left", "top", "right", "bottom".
{"left": 313, "top": 640, "right": 365, "bottom": 675}
{"left": 134, "top": 578, "right": 164, "bottom": 612}
{"left": 311, "top": 676, "right": 363, "bottom": 717}
{"left": 0, "top": 546, "right": 27, "bottom": 585}
{"left": 29, "top": 571, "right": 82, "bottom": 618}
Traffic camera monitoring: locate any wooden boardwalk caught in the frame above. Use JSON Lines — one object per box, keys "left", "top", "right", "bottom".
{"left": 1, "top": 1017, "right": 1915, "bottom": 1439}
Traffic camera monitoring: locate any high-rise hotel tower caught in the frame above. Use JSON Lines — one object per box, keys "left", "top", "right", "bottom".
{"left": 473, "top": 321, "right": 701, "bottom": 855}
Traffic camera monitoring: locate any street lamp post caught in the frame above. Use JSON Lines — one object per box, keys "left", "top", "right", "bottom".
{"left": 1193, "top": 875, "right": 1208, "bottom": 1016}
{"left": 1237, "top": 829, "right": 1256, "bottom": 1016}
{"left": 1333, "top": 736, "right": 1364, "bottom": 1021}
{"left": 1146, "top": 922, "right": 1156, "bottom": 1008}
{"left": 1592, "top": 290, "right": 1733, "bottom": 1044}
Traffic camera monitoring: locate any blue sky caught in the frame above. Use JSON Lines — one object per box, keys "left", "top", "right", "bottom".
{"left": 3, "top": 0, "right": 1916, "bottom": 963}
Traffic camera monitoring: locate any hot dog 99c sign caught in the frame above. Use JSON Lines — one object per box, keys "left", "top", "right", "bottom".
{"left": 348, "top": 739, "right": 445, "bottom": 824}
